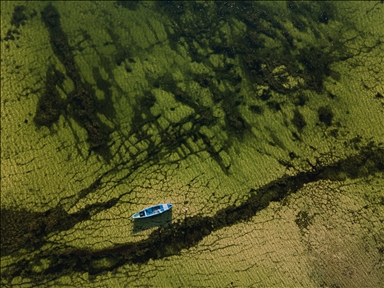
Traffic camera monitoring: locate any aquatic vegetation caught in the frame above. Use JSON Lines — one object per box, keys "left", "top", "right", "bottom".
{"left": 1, "top": 1, "right": 383, "bottom": 286}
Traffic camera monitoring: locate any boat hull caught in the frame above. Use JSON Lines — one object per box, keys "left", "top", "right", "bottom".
{"left": 131, "top": 203, "right": 172, "bottom": 219}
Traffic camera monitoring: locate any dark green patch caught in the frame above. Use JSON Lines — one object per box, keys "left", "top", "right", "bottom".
{"left": 3, "top": 28, "right": 20, "bottom": 42}
{"left": 92, "top": 67, "right": 116, "bottom": 119}
{"left": 11, "top": 5, "right": 28, "bottom": 28}
{"left": 295, "top": 211, "right": 313, "bottom": 233}
{"left": 222, "top": 100, "right": 249, "bottom": 137}
{"left": 294, "top": 94, "right": 307, "bottom": 106}
{"left": 3, "top": 5, "right": 29, "bottom": 42}
{"left": 34, "top": 66, "right": 66, "bottom": 127}
{"left": 114, "top": 48, "right": 131, "bottom": 66}
{"left": 172, "top": 86, "right": 195, "bottom": 107}
{"left": 287, "top": 1, "right": 335, "bottom": 26}
{"left": 249, "top": 105, "right": 263, "bottom": 114}
{"left": 209, "top": 85, "right": 225, "bottom": 103}
{"left": 292, "top": 109, "right": 306, "bottom": 132}
{"left": 267, "top": 100, "right": 281, "bottom": 112}
{"left": 297, "top": 46, "right": 334, "bottom": 92}
{"left": 318, "top": 143, "right": 384, "bottom": 180}
{"left": 194, "top": 73, "right": 211, "bottom": 88}
{"left": 37, "top": 4, "right": 115, "bottom": 161}
{"left": 231, "top": 1, "right": 343, "bottom": 94}
{"left": 0, "top": 206, "right": 90, "bottom": 257}
{"left": 260, "top": 90, "right": 272, "bottom": 101}
{"left": 289, "top": 151, "right": 297, "bottom": 159}
{"left": 318, "top": 106, "right": 333, "bottom": 126}
{"left": 156, "top": 1, "right": 186, "bottom": 16}
{"left": 115, "top": 0, "right": 140, "bottom": 11}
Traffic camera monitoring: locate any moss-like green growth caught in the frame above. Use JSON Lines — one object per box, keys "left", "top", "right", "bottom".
{"left": 3, "top": 145, "right": 382, "bottom": 282}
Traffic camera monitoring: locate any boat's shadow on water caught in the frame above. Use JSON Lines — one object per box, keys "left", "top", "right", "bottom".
{"left": 131, "top": 210, "right": 173, "bottom": 234}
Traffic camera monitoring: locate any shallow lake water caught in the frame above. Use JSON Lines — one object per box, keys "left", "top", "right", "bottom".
{"left": 1, "top": 1, "right": 383, "bottom": 287}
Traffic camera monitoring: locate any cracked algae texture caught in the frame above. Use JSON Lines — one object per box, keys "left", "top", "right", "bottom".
{"left": 1, "top": 1, "right": 383, "bottom": 287}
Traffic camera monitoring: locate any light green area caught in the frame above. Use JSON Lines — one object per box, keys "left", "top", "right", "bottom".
{"left": 1, "top": 1, "right": 383, "bottom": 287}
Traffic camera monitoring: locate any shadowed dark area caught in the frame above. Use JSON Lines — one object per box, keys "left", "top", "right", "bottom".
{"left": 10, "top": 5, "right": 28, "bottom": 28}
{"left": 132, "top": 211, "right": 173, "bottom": 234}
{"left": 34, "top": 3, "right": 114, "bottom": 161}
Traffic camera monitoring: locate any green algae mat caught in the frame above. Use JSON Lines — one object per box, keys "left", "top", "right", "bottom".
{"left": 1, "top": 1, "right": 383, "bottom": 287}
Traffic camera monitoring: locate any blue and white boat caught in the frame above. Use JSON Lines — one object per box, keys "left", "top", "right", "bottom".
{"left": 131, "top": 203, "right": 172, "bottom": 219}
